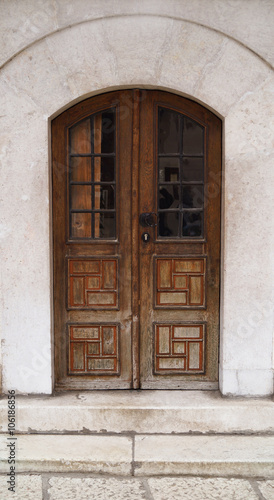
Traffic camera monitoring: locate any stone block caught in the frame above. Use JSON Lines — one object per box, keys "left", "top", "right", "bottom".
{"left": 257, "top": 480, "right": 274, "bottom": 500}
{"left": 0, "top": 391, "right": 273, "bottom": 434}
{"left": 48, "top": 477, "right": 147, "bottom": 500}
{"left": 0, "top": 435, "right": 132, "bottom": 475}
{"left": 148, "top": 477, "right": 259, "bottom": 500}
{"left": 134, "top": 435, "right": 274, "bottom": 477}
{"left": 0, "top": 474, "right": 42, "bottom": 500}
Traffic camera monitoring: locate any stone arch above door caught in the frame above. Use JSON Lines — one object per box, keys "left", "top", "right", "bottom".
{"left": 1, "top": 2, "right": 273, "bottom": 69}
{"left": 1, "top": 7, "right": 273, "bottom": 395}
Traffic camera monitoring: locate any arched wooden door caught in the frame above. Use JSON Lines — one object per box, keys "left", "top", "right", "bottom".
{"left": 52, "top": 90, "right": 221, "bottom": 390}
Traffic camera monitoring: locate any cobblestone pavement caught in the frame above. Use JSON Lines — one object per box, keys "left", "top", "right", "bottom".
{"left": 0, "top": 474, "right": 273, "bottom": 500}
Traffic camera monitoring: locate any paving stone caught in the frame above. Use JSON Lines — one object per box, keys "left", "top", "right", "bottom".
{"left": 0, "top": 474, "right": 42, "bottom": 500}
{"left": 148, "top": 477, "right": 259, "bottom": 500}
{"left": 257, "top": 480, "right": 274, "bottom": 500}
{"left": 48, "top": 477, "right": 147, "bottom": 500}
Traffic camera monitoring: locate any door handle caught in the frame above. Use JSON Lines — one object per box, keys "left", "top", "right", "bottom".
{"left": 139, "top": 212, "right": 157, "bottom": 227}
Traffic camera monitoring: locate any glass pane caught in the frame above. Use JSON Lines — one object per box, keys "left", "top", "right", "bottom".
{"left": 94, "top": 114, "right": 102, "bottom": 155}
{"left": 159, "top": 185, "right": 179, "bottom": 209}
{"left": 70, "top": 118, "right": 91, "bottom": 154}
{"left": 157, "top": 109, "right": 205, "bottom": 240}
{"left": 94, "top": 110, "right": 115, "bottom": 154}
{"left": 71, "top": 213, "right": 92, "bottom": 238}
{"left": 70, "top": 157, "right": 91, "bottom": 182}
{"left": 182, "top": 158, "right": 204, "bottom": 182}
{"left": 94, "top": 185, "right": 115, "bottom": 210}
{"left": 183, "top": 117, "right": 204, "bottom": 155}
{"left": 100, "top": 185, "right": 115, "bottom": 209}
{"left": 159, "top": 108, "right": 180, "bottom": 154}
{"left": 94, "top": 212, "right": 116, "bottom": 238}
{"left": 182, "top": 212, "right": 203, "bottom": 237}
{"left": 71, "top": 185, "right": 92, "bottom": 210}
{"left": 94, "top": 156, "right": 101, "bottom": 183}
{"left": 159, "top": 157, "right": 179, "bottom": 182}
{"left": 69, "top": 108, "right": 116, "bottom": 240}
{"left": 99, "top": 157, "right": 115, "bottom": 182}
{"left": 159, "top": 211, "right": 179, "bottom": 237}
{"left": 182, "top": 186, "right": 204, "bottom": 208}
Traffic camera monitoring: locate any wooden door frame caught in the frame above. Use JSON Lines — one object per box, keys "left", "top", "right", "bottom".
{"left": 51, "top": 88, "right": 222, "bottom": 391}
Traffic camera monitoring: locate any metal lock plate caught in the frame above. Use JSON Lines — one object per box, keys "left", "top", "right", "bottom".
{"left": 139, "top": 212, "right": 157, "bottom": 227}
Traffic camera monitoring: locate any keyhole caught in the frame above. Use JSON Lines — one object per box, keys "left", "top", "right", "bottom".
{"left": 141, "top": 232, "right": 150, "bottom": 243}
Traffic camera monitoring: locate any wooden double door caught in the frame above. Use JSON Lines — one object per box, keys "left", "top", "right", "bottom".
{"left": 52, "top": 90, "right": 221, "bottom": 390}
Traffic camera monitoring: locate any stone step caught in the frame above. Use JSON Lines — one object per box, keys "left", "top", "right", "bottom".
{"left": 0, "top": 391, "right": 273, "bottom": 434}
{"left": 1, "top": 391, "right": 273, "bottom": 477}
{"left": 0, "top": 434, "right": 273, "bottom": 477}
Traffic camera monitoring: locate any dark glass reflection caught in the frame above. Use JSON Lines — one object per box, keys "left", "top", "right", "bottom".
{"left": 100, "top": 111, "right": 115, "bottom": 153}
{"left": 99, "top": 157, "right": 115, "bottom": 181}
{"left": 159, "top": 185, "right": 179, "bottom": 209}
{"left": 95, "top": 213, "right": 116, "bottom": 238}
{"left": 183, "top": 117, "right": 204, "bottom": 155}
{"left": 157, "top": 107, "right": 205, "bottom": 239}
{"left": 158, "top": 157, "right": 180, "bottom": 182}
{"left": 182, "top": 186, "right": 204, "bottom": 208}
{"left": 159, "top": 109, "right": 180, "bottom": 154}
{"left": 159, "top": 212, "right": 179, "bottom": 237}
{"left": 182, "top": 212, "right": 202, "bottom": 237}
{"left": 182, "top": 158, "right": 204, "bottom": 182}
{"left": 99, "top": 185, "right": 115, "bottom": 209}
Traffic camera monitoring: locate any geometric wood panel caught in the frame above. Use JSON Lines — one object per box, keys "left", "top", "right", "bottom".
{"left": 155, "top": 257, "right": 205, "bottom": 308}
{"left": 154, "top": 323, "right": 205, "bottom": 374}
{"left": 68, "top": 258, "right": 118, "bottom": 309}
{"left": 69, "top": 324, "right": 119, "bottom": 374}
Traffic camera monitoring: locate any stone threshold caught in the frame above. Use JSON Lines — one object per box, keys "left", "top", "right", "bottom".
{"left": 0, "top": 390, "right": 273, "bottom": 434}
{"left": 0, "top": 434, "right": 273, "bottom": 477}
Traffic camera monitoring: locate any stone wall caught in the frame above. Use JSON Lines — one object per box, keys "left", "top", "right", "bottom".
{"left": 0, "top": 0, "right": 273, "bottom": 395}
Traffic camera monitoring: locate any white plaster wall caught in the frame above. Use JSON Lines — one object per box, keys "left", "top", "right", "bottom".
{"left": 0, "top": 0, "right": 273, "bottom": 395}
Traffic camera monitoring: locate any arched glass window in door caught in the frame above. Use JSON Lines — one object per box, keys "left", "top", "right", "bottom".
{"left": 158, "top": 109, "right": 204, "bottom": 238}
{"left": 69, "top": 110, "right": 116, "bottom": 239}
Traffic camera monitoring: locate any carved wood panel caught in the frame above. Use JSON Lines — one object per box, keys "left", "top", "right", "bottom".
{"left": 68, "top": 258, "right": 118, "bottom": 309}
{"left": 155, "top": 257, "right": 206, "bottom": 308}
{"left": 154, "top": 323, "right": 205, "bottom": 374}
{"left": 69, "top": 324, "right": 120, "bottom": 374}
